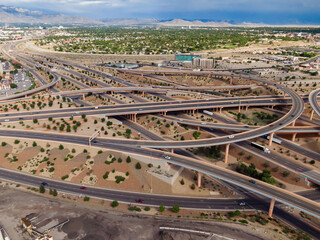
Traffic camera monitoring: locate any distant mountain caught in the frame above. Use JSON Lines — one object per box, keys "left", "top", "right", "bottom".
{"left": 100, "top": 18, "right": 159, "bottom": 26}
{"left": 100, "top": 18, "right": 258, "bottom": 27}
{"left": 0, "top": 5, "right": 104, "bottom": 25}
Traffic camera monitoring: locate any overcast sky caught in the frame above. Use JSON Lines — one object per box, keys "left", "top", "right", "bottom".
{"left": 3, "top": 0, "right": 320, "bottom": 24}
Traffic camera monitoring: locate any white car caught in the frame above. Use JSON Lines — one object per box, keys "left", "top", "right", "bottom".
{"left": 239, "top": 202, "right": 246, "bottom": 206}
{"left": 228, "top": 135, "right": 235, "bottom": 139}
{"left": 201, "top": 122, "right": 206, "bottom": 125}
{"left": 4, "top": 119, "right": 9, "bottom": 122}
{"left": 164, "top": 155, "right": 171, "bottom": 160}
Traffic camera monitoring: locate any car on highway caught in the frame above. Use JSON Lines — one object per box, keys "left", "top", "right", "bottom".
{"left": 164, "top": 155, "right": 171, "bottom": 160}
{"left": 249, "top": 179, "right": 256, "bottom": 184}
{"left": 139, "top": 109, "right": 143, "bottom": 111}
{"left": 201, "top": 122, "right": 206, "bottom": 125}
{"left": 4, "top": 119, "right": 9, "bottom": 122}
{"left": 41, "top": 182, "right": 48, "bottom": 186}
{"left": 228, "top": 135, "right": 235, "bottom": 139}
{"left": 135, "top": 199, "right": 144, "bottom": 203}
{"left": 270, "top": 124, "right": 274, "bottom": 127}
{"left": 80, "top": 186, "right": 87, "bottom": 190}
{"left": 239, "top": 201, "right": 246, "bottom": 206}
{"left": 19, "top": 117, "right": 24, "bottom": 120}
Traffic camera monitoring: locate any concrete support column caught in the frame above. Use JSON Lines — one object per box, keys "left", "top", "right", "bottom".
{"left": 219, "top": 107, "right": 223, "bottom": 114}
{"left": 230, "top": 77, "right": 233, "bottom": 85}
{"left": 197, "top": 126, "right": 200, "bottom": 131}
{"left": 268, "top": 199, "right": 276, "bottom": 218}
{"left": 224, "top": 143, "right": 230, "bottom": 164}
{"left": 134, "top": 113, "right": 137, "bottom": 123}
{"left": 271, "top": 105, "right": 275, "bottom": 110}
{"left": 291, "top": 120, "right": 296, "bottom": 127}
{"left": 245, "top": 105, "right": 249, "bottom": 111}
{"left": 197, "top": 172, "right": 202, "bottom": 188}
{"left": 228, "top": 90, "right": 231, "bottom": 95}
{"left": 292, "top": 132, "right": 297, "bottom": 142}
{"left": 310, "top": 109, "right": 314, "bottom": 121}
{"left": 163, "top": 111, "right": 167, "bottom": 116}
{"left": 268, "top": 132, "right": 274, "bottom": 146}
{"left": 238, "top": 104, "right": 241, "bottom": 113}
{"left": 141, "top": 73, "right": 143, "bottom": 77}
{"left": 82, "top": 93, "right": 85, "bottom": 101}
{"left": 171, "top": 148, "right": 174, "bottom": 154}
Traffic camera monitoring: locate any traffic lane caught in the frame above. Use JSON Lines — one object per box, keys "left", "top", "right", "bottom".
{"left": 0, "top": 168, "right": 250, "bottom": 210}
{"left": 0, "top": 100, "right": 290, "bottom": 122}
{"left": 0, "top": 95, "right": 291, "bottom": 118}
{"left": 2, "top": 127, "right": 318, "bottom": 219}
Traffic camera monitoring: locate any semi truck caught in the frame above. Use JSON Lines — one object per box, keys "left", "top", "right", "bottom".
{"left": 203, "top": 110, "right": 213, "bottom": 116}
{"left": 267, "top": 135, "right": 282, "bottom": 145}
{"left": 250, "top": 142, "right": 271, "bottom": 154}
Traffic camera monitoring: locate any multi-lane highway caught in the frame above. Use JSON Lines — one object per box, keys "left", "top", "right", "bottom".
{"left": 309, "top": 88, "right": 320, "bottom": 118}
{"left": 2, "top": 41, "right": 320, "bottom": 225}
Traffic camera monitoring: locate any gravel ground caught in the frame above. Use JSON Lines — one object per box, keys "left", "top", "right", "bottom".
{"left": 0, "top": 185, "right": 271, "bottom": 240}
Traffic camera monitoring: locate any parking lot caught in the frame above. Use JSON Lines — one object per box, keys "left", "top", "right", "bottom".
{"left": 0, "top": 71, "right": 33, "bottom": 97}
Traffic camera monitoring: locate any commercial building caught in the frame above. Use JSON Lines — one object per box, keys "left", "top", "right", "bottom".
{"left": 175, "top": 53, "right": 201, "bottom": 62}
{"left": 192, "top": 58, "right": 215, "bottom": 69}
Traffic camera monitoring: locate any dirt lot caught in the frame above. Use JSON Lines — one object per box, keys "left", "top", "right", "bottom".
{"left": 0, "top": 185, "right": 287, "bottom": 240}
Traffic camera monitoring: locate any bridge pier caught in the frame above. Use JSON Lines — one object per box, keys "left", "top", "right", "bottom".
{"left": 224, "top": 143, "right": 230, "bottom": 164}
{"left": 82, "top": 93, "right": 86, "bottom": 101}
{"left": 171, "top": 148, "right": 174, "bottom": 154}
{"left": 197, "top": 172, "right": 202, "bottom": 188}
{"left": 268, "top": 199, "right": 276, "bottom": 218}
{"left": 197, "top": 126, "right": 200, "bottom": 131}
{"left": 268, "top": 132, "right": 274, "bottom": 146}
{"left": 192, "top": 109, "right": 195, "bottom": 115}
{"left": 219, "top": 107, "right": 223, "bottom": 114}
{"left": 228, "top": 90, "right": 231, "bottom": 95}
{"left": 245, "top": 105, "right": 249, "bottom": 111}
{"left": 292, "top": 132, "right": 297, "bottom": 142}
{"left": 134, "top": 113, "right": 137, "bottom": 123}
{"left": 291, "top": 120, "right": 296, "bottom": 127}
{"left": 310, "top": 109, "right": 314, "bottom": 120}
{"left": 230, "top": 77, "right": 233, "bottom": 85}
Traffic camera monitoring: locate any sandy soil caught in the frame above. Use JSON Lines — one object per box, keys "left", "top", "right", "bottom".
{"left": 0, "top": 185, "right": 294, "bottom": 240}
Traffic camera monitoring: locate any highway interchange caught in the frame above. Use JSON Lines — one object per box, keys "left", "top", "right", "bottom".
{"left": 1, "top": 40, "right": 320, "bottom": 237}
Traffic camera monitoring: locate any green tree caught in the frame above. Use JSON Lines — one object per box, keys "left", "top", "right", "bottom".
{"left": 172, "top": 205, "right": 180, "bottom": 213}
{"left": 158, "top": 205, "right": 165, "bottom": 212}
{"left": 39, "top": 184, "right": 45, "bottom": 193}
{"left": 111, "top": 200, "right": 119, "bottom": 208}
{"left": 135, "top": 162, "right": 141, "bottom": 170}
